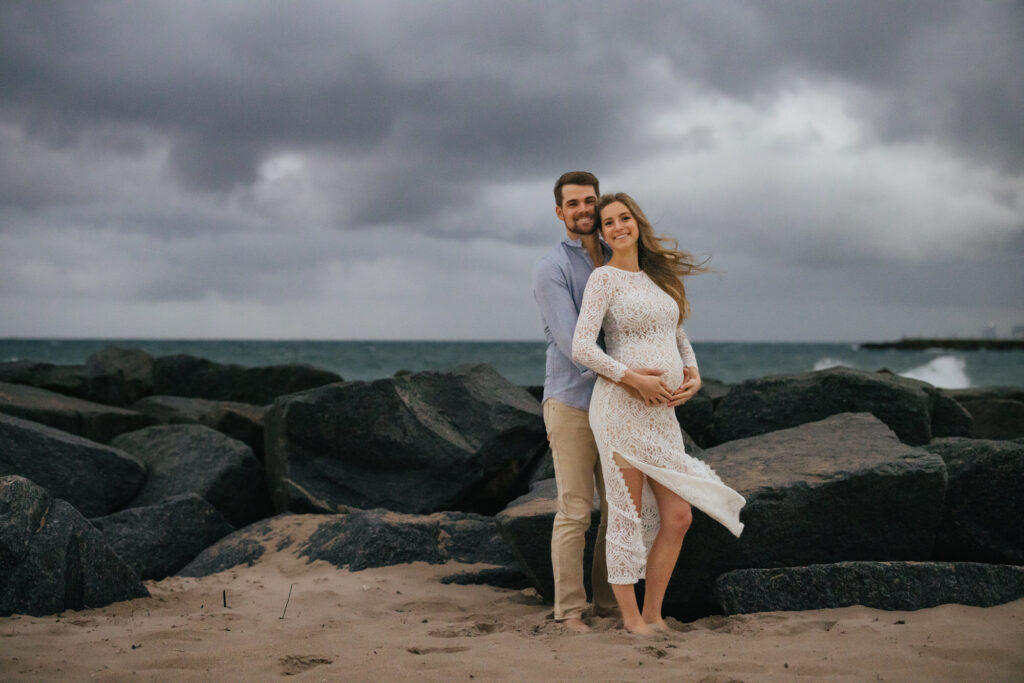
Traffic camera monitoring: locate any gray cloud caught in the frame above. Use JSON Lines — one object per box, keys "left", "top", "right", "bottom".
{"left": 0, "top": 0, "right": 1021, "bottom": 340}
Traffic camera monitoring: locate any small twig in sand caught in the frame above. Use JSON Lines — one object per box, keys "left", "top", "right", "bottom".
{"left": 223, "top": 590, "right": 227, "bottom": 608}
{"left": 280, "top": 583, "right": 295, "bottom": 619}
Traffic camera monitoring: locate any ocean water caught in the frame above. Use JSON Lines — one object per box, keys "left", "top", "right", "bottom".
{"left": 2, "top": 338, "right": 1023, "bottom": 389}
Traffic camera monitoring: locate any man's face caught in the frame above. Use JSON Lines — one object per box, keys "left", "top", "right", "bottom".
{"left": 555, "top": 184, "right": 598, "bottom": 236}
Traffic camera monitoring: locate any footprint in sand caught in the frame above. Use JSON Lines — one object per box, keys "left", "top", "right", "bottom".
{"left": 428, "top": 621, "right": 504, "bottom": 638}
{"left": 279, "top": 655, "right": 333, "bottom": 675}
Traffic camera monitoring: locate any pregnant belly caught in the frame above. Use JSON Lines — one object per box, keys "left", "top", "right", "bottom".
{"left": 617, "top": 347, "right": 686, "bottom": 389}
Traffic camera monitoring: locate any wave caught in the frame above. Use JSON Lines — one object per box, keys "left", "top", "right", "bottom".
{"left": 899, "top": 355, "right": 971, "bottom": 389}
{"left": 813, "top": 357, "right": 846, "bottom": 371}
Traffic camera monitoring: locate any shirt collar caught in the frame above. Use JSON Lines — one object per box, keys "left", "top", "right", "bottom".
{"left": 562, "top": 236, "right": 612, "bottom": 260}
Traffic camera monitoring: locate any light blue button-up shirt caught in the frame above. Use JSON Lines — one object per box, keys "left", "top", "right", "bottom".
{"left": 533, "top": 236, "right": 612, "bottom": 411}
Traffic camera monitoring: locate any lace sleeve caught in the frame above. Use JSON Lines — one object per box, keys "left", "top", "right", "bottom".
{"left": 677, "top": 323, "right": 698, "bottom": 369}
{"left": 572, "top": 269, "right": 628, "bottom": 382}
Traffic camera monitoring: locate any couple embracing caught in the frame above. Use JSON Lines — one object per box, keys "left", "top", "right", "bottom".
{"left": 533, "top": 171, "right": 745, "bottom": 635}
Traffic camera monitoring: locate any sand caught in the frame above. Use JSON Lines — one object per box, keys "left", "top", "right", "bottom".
{"left": 2, "top": 516, "right": 1022, "bottom": 681}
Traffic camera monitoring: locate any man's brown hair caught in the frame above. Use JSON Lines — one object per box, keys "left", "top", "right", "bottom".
{"left": 553, "top": 171, "right": 600, "bottom": 207}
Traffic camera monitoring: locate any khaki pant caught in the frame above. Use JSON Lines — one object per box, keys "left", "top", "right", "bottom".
{"left": 543, "top": 399, "right": 616, "bottom": 620}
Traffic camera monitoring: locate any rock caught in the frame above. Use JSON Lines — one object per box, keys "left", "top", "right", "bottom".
{"left": 298, "top": 508, "right": 518, "bottom": 571}
{"left": 111, "top": 425, "right": 272, "bottom": 528}
{"left": 151, "top": 354, "right": 342, "bottom": 405}
{"left": 131, "top": 396, "right": 266, "bottom": 460}
{"left": 923, "top": 438, "right": 1024, "bottom": 564}
{"left": 84, "top": 346, "right": 155, "bottom": 407}
{"left": 495, "top": 478, "right": 602, "bottom": 602}
{"left": 714, "top": 562, "right": 1024, "bottom": 614}
{"left": 265, "top": 363, "right": 547, "bottom": 515}
{"left": 526, "top": 448, "right": 555, "bottom": 485}
{"left": 523, "top": 385, "right": 544, "bottom": 402}
{"left": 708, "top": 366, "right": 957, "bottom": 446}
{"left": 927, "top": 388, "right": 975, "bottom": 438}
{"left": 90, "top": 494, "right": 235, "bottom": 580}
{"left": 0, "top": 361, "right": 91, "bottom": 399}
{"left": 0, "top": 413, "right": 146, "bottom": 517}
{"left": 0, "top": 475, "right": 148, "bottom": 617}
{"left": 959, "top": 399, "right": 1024, "bottom": 440}
{"left": 439, "top": 566, "right": 532, "bottom": 589}
{"left": 665, "top": 413, "right": 948, "bottom": 617}
{"left": 179, "top": 509, "right": 516, "bottom": 577}
{"left": 0, "top": 381, "right": 158, "bottom": 443}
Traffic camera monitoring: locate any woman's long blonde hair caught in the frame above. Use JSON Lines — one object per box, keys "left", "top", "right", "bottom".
{"left": 597, "top": 192, "right": 709, "bottom": 322}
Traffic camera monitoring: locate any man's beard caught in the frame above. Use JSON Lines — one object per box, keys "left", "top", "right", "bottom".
{"left": 568, "top": 216, "right": 597, "bottom": 236}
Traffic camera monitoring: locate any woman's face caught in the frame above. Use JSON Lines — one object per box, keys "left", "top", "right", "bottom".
{"left": 599, "top": 201, "right": 639, "bottom": 251}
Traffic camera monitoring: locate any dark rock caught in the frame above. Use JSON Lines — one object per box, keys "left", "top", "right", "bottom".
{"left": 523, "top": 385, "right": 544, "bottom": 402}
{"left": 299, "top": 508, "right": 517, "bottom": 571}
{"left": 947, "top": 387, "right": 1024, "bottom": 403}
{"left": 714, "top": 562, "right": 1024, "bottom": 614}
{"left": 152, "top": 354, "right": 341, "bottom": 405}
{"left": 708, "top": 366, "right": 953, "bottom": 446}
{"left": 90, "top": 494, "right": 235, "bottom": 580}
{"left": 526, "top": 448, "right": 555, "bottom": 485}
{"left": 923, "top": 438, "right": 1024, "bottom": 564}
{"left": 0, "top": 361, "right": 91, "bottom": 400}
{"left": 0, "top": 475, "right": 148, "bottom": 617}
{"left": 111, "top": 425, "right": 272, "bottom": 528}
{"left": 495, "top": 478, "right": 602, "bottom": 602}
{"left": 0, "top": 381, "right": 158, "bottom": 444}
{"left": 959, "top": 399, "right": 1024, "bottom": 440}
{"left": 180, "top": 508, "right": 516, "bottom": 577}
{"left": 0, "top": 413, "right": 146, "bottom": 517}
{"left": 927, "top": 389, "right": 975, "bottom": 438}
{"left": 440, "top": 566, "right": 532, "bottom": 589}
{"left": 265, "top": 363, "right": 547, "bottom": 515}
{"left": 666, "top": 413, "right": 948, "bottom": 617}
{"left": 84, "top": 346, "right": 155, "bottom": 407}
{"left": 131, "top": 396, "right": 266, "bottom": 460}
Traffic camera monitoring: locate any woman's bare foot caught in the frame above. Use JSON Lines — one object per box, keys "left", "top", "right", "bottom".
{"left": 559, "top": 617, "right": 590, "bottom": 633}
{"left": 622, "top": 618, "right": 656, "bottom": 635}
{"left": 643, "top": 618, "right": 671, "bottom": 632}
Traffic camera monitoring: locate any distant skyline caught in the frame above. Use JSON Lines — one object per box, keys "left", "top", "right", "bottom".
{"left": 1, "top": 1, "right": 1022, "bottom": 342}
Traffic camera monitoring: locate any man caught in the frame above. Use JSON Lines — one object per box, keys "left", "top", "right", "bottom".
{"left": 533, "top": 171, "right": 660, "bottom": 630}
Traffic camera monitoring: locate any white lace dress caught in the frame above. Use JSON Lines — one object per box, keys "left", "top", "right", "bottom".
{"left": 571, "top": 266, "right": 745, "bottom": 585}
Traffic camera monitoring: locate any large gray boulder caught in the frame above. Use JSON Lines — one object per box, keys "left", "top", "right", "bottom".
{"left": 707, "top": 366, "right": 971, "bottom": 446}
{"left": 0, "top": 361, "right": 90, "bottom": 399}
{"left": 90, "top": 493, "right": 235, "bottom": 580}
{"left": 179, "top": 508, "right": 516, "bottom": 577}
{"left": 131, "top": 396, "right": 266, "bottom": 460}
{"left": 0, "top": 413, "right": 146, "bottom": 517}
{"left": 0, "top": 475, "right": 149, "bottom": 617}
{"left": 111, "top": 424, "right": 272, "bottom": 528}
{"left": 714, "top": 562, "right": 1024, "bottom": 614}
{"left": 959, "top": 399, "right": 1024, "bottom": 440}
{"left": 495, "top": 478, "right": 602, "bottom": 602}
{"left": 152, "top": 354, "right": 341, "bottom": 405}
{"left": 83, "top": 346, "right": 155, "bottom": 407}
{"left": 0, "top": 381, "right": 158, "bottom": 444}
{"left": 297, "top": 508, "right": 518, "bottom": 571}
{"left": 923, "top": 438, "right": 1024, "bottom": 564}
{"left": 265, "top": 363, "right": 547, "bottom": 515}
{"left": 666, "top": 413, "right": 948, "bottom": 616}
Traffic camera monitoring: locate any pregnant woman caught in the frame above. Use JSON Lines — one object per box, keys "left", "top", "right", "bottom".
{"left": 571, "top": 192, "right": 745, "bottom": 634}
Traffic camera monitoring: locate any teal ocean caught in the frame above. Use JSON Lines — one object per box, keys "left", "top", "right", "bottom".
{"left": 2, "top": 339, "right": 1022, "bottom": 389}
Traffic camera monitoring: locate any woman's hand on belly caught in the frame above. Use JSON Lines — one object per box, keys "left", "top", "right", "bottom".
{"left": 667, "top": 366, "right": 702, "bottom": 407}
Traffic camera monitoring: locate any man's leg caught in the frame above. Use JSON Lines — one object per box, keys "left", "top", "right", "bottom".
{"left": 544, "top": 399, "right": 601, "bottom": 624}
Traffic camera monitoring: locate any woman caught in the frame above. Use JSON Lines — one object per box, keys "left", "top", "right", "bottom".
{"left": 571, "top": 192, "right": 745, "bottom": 634}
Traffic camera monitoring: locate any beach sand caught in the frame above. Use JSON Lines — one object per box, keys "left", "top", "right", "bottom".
{"left": 2, "top": 516, "right": 1022, "bottom": 682}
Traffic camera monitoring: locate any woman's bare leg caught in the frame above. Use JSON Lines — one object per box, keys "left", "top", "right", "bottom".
{"left": 642, "top": 478, "right": 693, "bottom": 629}
{"left": 610, "top": 461, "right": 653, "bottom": 635}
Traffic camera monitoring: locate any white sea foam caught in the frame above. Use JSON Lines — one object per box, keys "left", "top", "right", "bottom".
{"left": 813, "top": 357, "right": 846, "bottom": 371}
{"left": 899, "top": 355, "right": 971, "bottom": 389}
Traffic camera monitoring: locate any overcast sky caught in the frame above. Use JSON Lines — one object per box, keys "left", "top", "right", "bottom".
{"left": 1, "top": 0, "right": 1021, "bottom": 342}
